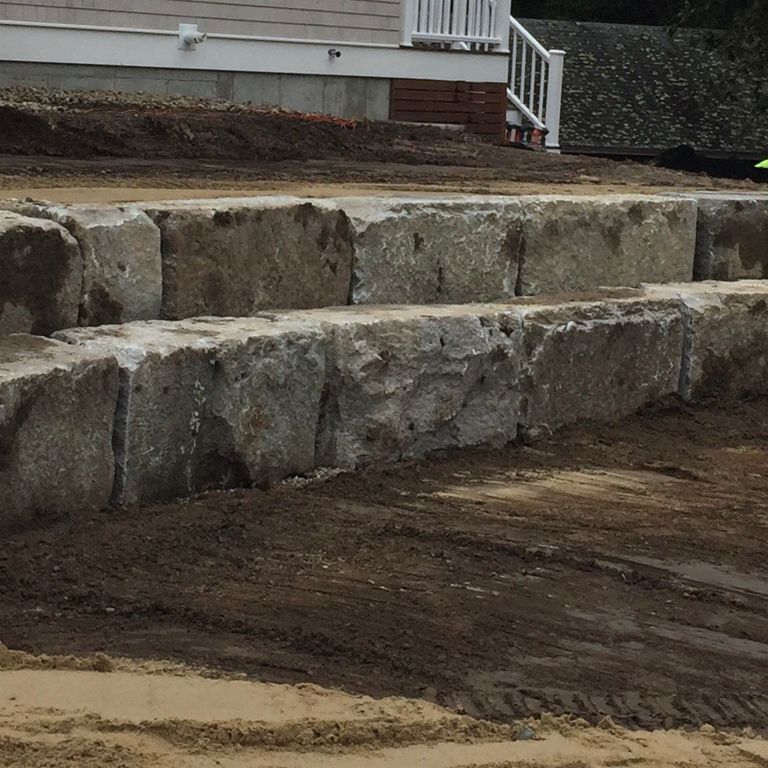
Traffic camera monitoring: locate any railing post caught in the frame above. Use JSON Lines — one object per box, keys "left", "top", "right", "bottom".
{"left": 401, "top": 0, "right": 418, "bottom": 46}
{"left": 544, "top": 48, "right": 565, "bottom": 151}
{"left": 494, "top": 0, "right": 512, "bottom": 52}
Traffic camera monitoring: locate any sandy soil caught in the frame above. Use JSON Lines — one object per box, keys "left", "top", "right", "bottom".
{"left": 1, "top": 648, "right": 767, "bottom": 768}
{"left": 3, "top": 399, "right": 768, "bottom": 735}
{"left": 0, "top": 176, "right": 725, "bottom": 205}
{"left": 0, "top": 155, "right": 757, "bottom": 204}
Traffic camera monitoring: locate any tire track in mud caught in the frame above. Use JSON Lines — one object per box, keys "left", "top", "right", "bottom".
{"left": 3, "top": 401, "right": 768, "bottom": 732}
{"left": 442, "top": 688, "right": 768, "bottom": 731}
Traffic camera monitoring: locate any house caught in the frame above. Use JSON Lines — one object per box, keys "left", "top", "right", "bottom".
{"left": 0, "top": 1, "right": 565, "bottom": 148}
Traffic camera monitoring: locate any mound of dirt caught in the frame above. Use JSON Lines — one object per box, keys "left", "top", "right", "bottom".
{"left": 0, "top": 86, "right": 490, "bottom": 165}
{"left": 0, "top": 86, "right": 759, "bottom": 196}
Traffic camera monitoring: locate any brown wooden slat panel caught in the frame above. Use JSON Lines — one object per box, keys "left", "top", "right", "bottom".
{"left": 390, "top": 79, "right": 459, "bottom": 91}
{"left": 393, "top": 99, "right": 499, "bottom": 113}
{"left": 390, "top": 106, "right": 504, "bottom": 119}
{"left": 392, "top": 111, "right": 467, "bottom": 123}
{"left": 389, "top": 78, "right": 505, "bottom": 142}
{"left": 391, "top": 92, "right": 498, "bottom": 106}
{"left": 455, "top": 91, "right": 504, "bottom": 104}
{"left": 391, "top": 85, "right": 504, "bottom": 97}
{"left": 393, "top": 89, "right": 466, "bottom": 102}
{"left": 393, "top": 79, "right": 504, "bottom": 89}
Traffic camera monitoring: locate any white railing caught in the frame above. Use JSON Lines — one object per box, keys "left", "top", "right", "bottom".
{"left": 507, "top": 15, "right": 565, "bottom": 150}
{"left": 401, "top": 0, "right": 512, "bottom": 51}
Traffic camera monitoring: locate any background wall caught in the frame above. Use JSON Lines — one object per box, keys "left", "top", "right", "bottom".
{"left": 0, "top": 0, "right": 401, "bottom": 44}
{"left": 523, "top": 18, "right": 768, "bottom": 155}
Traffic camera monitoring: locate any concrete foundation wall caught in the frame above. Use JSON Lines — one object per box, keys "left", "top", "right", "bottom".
{"left": 0, "top": 62, "right": 391, "bottom": 121}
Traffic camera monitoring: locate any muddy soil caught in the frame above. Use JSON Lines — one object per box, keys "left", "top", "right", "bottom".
{"left": 2, "top": 399, "right": 768, "bottom": 732}
{"left": 0, "top": 87, "right": 759, "bottom": 195}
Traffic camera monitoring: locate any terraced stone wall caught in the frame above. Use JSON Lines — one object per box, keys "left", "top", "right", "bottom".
{"left": 2, "top": 192, "right": 768, "bottom": 522}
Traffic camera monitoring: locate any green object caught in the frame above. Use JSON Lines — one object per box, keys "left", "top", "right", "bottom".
{"left": 756, "top": 158, "right": 768, "bottom": 168}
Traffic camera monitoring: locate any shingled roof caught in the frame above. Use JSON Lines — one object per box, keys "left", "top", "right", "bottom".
{"left": 519, "top": 19, "right": 768, "bottom": 156}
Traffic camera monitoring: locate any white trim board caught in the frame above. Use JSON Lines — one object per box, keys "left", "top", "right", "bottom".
{"left": 0, "top": 21, "right": 508, "bottom": 83}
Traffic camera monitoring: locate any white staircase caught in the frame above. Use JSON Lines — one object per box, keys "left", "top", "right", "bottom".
{"left": 400, "top": 3, "right": 565, "bottom": 150}
{"left": 507, "top": 15, "right": 565, "bottom": 151}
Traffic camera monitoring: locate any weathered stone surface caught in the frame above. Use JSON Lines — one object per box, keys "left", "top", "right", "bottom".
{"left": 301, "top": 305, "right": 523, "bottom": 468}
{"left": 5, "top": 202, "right": 163, "bottom": 326}
{"left": 519, "top": 296, "right": 685, "bottom": 435}
{"left": 337, "top": 198, "right": 524, "bottom": 305}
{"left": 517, "top": 196, "right": 697, "bottom": 296}
{"left": 0, "top": 335, "right": 118, "bottom": 525}
{"left": 57, "top": 317, "right": 326, "bottom": 505}
{"left": 0, "top": 211, "right": 82, "bottom": 335}
{"left": 682, "top": 194, "right": 768, "bottom": 281}
{"left": 646, "top": 281, "right": 768, "bottom": 400}
{"left": 142, "top": 198, "right": 353, "bottom": 320}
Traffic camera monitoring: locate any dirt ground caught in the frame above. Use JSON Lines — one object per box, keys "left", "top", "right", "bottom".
{"left": 2, "top": 650, "right": 767, "bottom": 768}
{"left": 0, "top": 86, "right": 761, "bottom": 199}
{"left": 2, "top": 398, "right": 768, "bottom": 737}
{"left": 3, "top": 87, "right": 768, "bottom": 764}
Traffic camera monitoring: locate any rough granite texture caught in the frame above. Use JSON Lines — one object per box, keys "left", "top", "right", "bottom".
{"left": 516, "top": 196, "right": 697, "bottom": 295}
{"left": 142, "top": 198, "right": 354, "bottom": 320}
{"left": 304, "top": 305, "right": 524, "bottom": 467}
{"left": 334, "top": 198, "right": 524, "bottom": 305}
{"left": 3, "top": 201, "right": 162, "bottom": 326}
{"left": 646, "top": 281, "right": 768, "bottom": 400}
{"left": 681, "top": 194, "right": 768, "bottom": 281}
{"left": 519, "top": 297, "right": 685, "bottom": 435}
{"left": 12, "top": 282, "right": 768, "bottom": 512}
{"left": 0, "top": 335, "right": 118, "bottom": 525}
{"left": 0, "top": 211, "right": 82, "bottom": 336}
{"left": 56, "top": 318, "right": 326, "bottom": 506}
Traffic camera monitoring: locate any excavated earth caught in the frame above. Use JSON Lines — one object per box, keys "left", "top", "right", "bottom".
{"left": 2, "top": 398, "right": 768, "bottom": 734}
{"left": 3, "top": 87, "right": 768, "bottom": 765}
{"left": 0, "top": 86, "right": 762, "bottom": 198}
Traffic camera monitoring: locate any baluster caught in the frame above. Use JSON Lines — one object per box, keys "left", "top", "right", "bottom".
{"left": 487, "top": 0, "right": 497, "bottom": 41}
{"left": 511, "top": 30, "right": 518, "bottom": 96}
{"left": 456, "top": 0, "right": 467, "bottom": 38}
{"left": 418, "top": 0, "right": 428, "bottom": 33}
{"left": 466, "top": 0, "right": 475, "bottom": 38}
{"left": 520, "top": 40, "right": 527, "bottom": 103}
{"left": 442, "top": 0, "right": 451, "bottom": 36}
{"left": 538, "top": 56, "right": 546, "bottom": 122}
{"left": 545, "top": 49, "right": 565, "bottom": 149}
{"left": 528, "top": 45, "right": 536, "bottom": 111}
